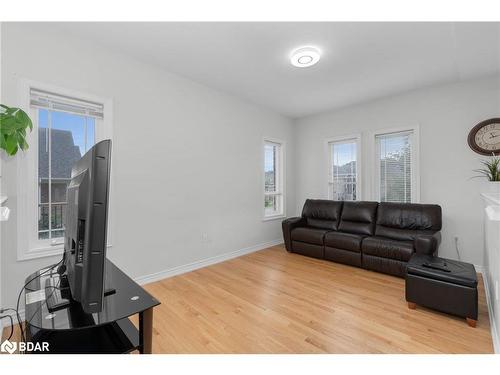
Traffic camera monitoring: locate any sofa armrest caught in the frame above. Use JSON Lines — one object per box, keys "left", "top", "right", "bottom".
{"left": 282, "top": 217, "right": 305, "bottom": 252}
{"left": 414, "top": 232, "right": 442, "bottom": 256}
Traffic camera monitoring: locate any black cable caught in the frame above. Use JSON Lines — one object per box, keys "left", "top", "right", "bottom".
{"left": 15, "top": 258, "right": 64, "bottom": 344}
{"left": 0, "top": 308, "right": 20, "bottom": 342}
{"left": 14, "top": 248, "right": 71, "bottom": 350}
{"left": 0, "top": 314, "right": 14, "bottom": 341}
{"left": 1, "top": 308, "right": 17, "bottom": 313}
{"left": 1, "top": 248, "right": 71, "bottom": 352}
{"left": 25, "top": 278, "right": 61, "bottom": 339}
{"left": 19, "top": 278, "right": 63, "bottom": 354}
{"left": 26, "top": 280, "right": 64, "bottom": 325}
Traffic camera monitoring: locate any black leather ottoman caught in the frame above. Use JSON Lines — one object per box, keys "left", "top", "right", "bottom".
{"left": 405, "top": 254, "right": 478, "bottom": 327}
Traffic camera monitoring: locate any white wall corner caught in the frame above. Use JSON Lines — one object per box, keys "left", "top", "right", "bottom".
{"left": 481, "top": 270, "right": 500, "bottom": 353}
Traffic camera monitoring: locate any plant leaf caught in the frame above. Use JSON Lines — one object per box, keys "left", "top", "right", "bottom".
{"left": 0, "top": 135, "right": 6, "bottom": 150}
{"left": 0, "top": 117, "right": 18, "bottom": 135}
{"left": 18, "top": 135, "right": 29, "bottom": 151}
{"left": 5, "top": 135, "right": 18, "bottom": 155}
{"left": 14, "top": 108, "right": 33, "bottom": 131}
{"left": 0, "top": 104, "right": 33, "bottom": 155}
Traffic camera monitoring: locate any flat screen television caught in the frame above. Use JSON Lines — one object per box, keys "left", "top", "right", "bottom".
{"left": 62, "top": 139, "right": 112, "bottom": 314}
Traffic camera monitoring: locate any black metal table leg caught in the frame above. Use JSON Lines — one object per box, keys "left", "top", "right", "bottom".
{"left": 138, "top": 308, "right": 153, "bottom": 354}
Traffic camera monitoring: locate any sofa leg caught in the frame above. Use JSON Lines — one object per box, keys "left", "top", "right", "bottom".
{"left": 407, "top": 302, "right": 416, "bottom": 310}
{"left": 466, "top": 318, "right": 477, "bottom": 328}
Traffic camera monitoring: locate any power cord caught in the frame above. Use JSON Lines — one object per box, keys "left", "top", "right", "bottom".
{"left": 1, "top": 249, "right": 70, "bottom": 352}
{"left": 0, "top": 308, "right": 18, "bottom": 341}
{"left": 0, "top": 307, "right": 21, "bottom": 344}
{"left": 24, "top": 278, "right": 61, "bottom": 338}
{"left": 15, "top": 259, "right": 63, "bottom": 344}
{"left": 0, "top": 314, "right": 14, "bottom": 341}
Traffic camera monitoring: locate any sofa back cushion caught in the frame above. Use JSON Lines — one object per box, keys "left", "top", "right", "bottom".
{"left": 375, "top": 202, "right": 442, "bottom": 241}
{"left": 338, "top": 201, "right": 379, "bottom": 235}
{"left": 301, "top": 199, "right": 343, "bottom": 230}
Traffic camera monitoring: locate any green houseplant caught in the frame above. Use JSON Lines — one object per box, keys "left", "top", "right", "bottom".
{"left": 473, "top": 155, "right": 500, "bottom": 195}
{"left": 0, "top": 104, "right": 33, "bottom": 156}
{"left": 473, "top": 156, "right": 500, "bottom": 181}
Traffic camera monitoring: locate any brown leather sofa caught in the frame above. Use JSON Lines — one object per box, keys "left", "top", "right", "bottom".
{"left": 282, "top": 199, "right": 442, "bottom": 277}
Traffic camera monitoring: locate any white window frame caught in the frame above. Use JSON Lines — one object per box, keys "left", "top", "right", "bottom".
{"left": 16, "top": 79, "right": 114, "bottom": 261}
{"left": 370, "top": 125, "right": 420, "bottom": 203}
{"left": 262, "top": 137, "right": 286, "bottom": 221}
{"left": 325, "top": 134, "right": 362, "bottom": 201}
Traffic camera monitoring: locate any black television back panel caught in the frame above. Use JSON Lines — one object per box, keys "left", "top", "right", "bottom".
{"left": 65, "top": 139, "right": 111, "bottom": 314}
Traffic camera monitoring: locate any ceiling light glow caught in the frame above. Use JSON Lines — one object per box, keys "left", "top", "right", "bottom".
{"left": 290, "top": 46, "right": 321, "bottom": 68}
{"left": 298, "top": 55, "right": 313, "bottom": 64}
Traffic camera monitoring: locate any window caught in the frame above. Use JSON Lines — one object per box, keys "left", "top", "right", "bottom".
{"left": 37, "top": 109, "right": 96, "bottom": 240}
{"left": 264, "top": 139, "right": 285, "bottom": 219}
{"left": 327, "top": 136, "right": 360, "bottom": 200}
{"left": 17, "top": 82, "right": 112, "bottom": 260}
{"left": 375, "top": 130, "right": 417, "bottom": 203}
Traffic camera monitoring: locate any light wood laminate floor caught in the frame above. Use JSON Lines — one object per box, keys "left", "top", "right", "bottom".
{"left": 141, "top": 245, "right": 494, "bottom": 353}
{"left": 3, "top": 245, "right": 494, "bottom": 353}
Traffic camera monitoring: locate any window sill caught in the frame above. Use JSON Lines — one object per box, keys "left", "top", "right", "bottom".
{"left": 18, "top": 243, "right": 113, "bottom": 262}
{"left": 262, "top": 215, "right": 285, "bottom": 222}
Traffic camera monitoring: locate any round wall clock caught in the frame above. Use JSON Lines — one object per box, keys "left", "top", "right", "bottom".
{"left": 467, "top": 118, "right": 500, "bottom": 155}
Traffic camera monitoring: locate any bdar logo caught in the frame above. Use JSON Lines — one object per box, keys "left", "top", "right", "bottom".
{"left": 1, "top": 339, "right": 17, "bottom": 354}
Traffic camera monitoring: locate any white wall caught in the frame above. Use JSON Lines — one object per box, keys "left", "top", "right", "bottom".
{"left": 294, "top": 75, "right": 500, "bottom": 266}
{"left": 0, "top": 21, "right": 4, "bottom": 331}
{"left": 0, "top": 23, "right": 295, "bottom": 308}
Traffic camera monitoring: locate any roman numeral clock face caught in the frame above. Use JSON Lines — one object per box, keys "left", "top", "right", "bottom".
{"left": 475, "top": 124, "right": 500, "bottom": 150}
{"left": 468, "top": 119, "right": 500, "bottom": 155}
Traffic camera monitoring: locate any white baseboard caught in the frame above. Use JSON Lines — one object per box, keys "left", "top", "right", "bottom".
{"left": 1, "top": 240, "right": 283, "bottom": 330}
{"left": 134, "top": 239, "right": 283, "bottom": 286}
{"left": 482, "top": 272, "right": 500, "bottom": 353}
{"left": 474, "top": 264, "right": 485, "bottom": 275}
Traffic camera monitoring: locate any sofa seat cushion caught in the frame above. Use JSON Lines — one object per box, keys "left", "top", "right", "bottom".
{"left": 291, "top": 227, "right": 329, "bottom": 245}
{"left": 362, "top": 236, "right": 414, "bottom": 262}
{"left": 324, "top": 232, "right": 364, "bottom": 252}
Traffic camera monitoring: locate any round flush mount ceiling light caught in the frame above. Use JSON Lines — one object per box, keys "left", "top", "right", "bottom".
{"left": 290, "top": 46, "right": 321, "bottom": 68}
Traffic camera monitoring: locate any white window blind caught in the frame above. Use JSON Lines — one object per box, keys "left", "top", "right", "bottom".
{"left": 376, "top": 131, "right": 413, "bottom": 203}
{"left": 328, "top": 139, "right": 358, "bottom": 201}
{"left": 30, "top": 89, "right": 103, "bottom": 242}
{"left": 30, "top": 88, "right": 104, "bottom": 119}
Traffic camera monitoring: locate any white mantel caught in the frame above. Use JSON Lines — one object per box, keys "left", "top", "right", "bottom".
{"left": 482, "top": 193, "right": 500, "bottom": 207}
{"left": 481, "top": 193, "right": 500, "bottom": 352}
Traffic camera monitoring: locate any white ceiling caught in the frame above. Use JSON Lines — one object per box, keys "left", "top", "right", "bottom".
{"left": 45, "top": 22, "right": 499, "bottom": 118}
